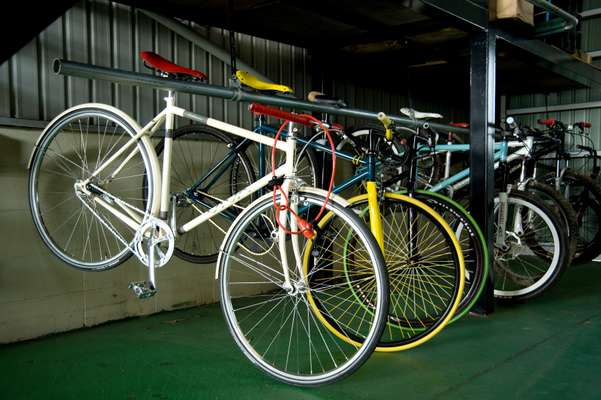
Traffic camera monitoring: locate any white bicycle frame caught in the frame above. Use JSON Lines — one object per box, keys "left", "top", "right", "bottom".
{"left": 439, "top": 138, "right": 534, "bottom": 194}
{"left": 77, "top": 91, "right": 310, "bottom": 291}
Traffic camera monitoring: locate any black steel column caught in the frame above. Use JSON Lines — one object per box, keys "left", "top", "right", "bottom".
{"left": 470, "top": 29, "right": 496, "bottom": 314}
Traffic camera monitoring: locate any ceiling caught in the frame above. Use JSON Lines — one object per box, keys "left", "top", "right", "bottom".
{"left": 5, "top": 0, "right": 598, "bottom": 98}
{"left": 116, "top": 0, "right": 597, "bottom": 96}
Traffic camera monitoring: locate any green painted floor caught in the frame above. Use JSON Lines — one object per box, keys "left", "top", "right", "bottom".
{"left": 2, "top": 263, "right": 601, "bottom": 400}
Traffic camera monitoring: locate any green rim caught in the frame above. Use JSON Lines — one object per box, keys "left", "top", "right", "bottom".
{"left": 402, "top": 190, "right": 490, "bottom": 323}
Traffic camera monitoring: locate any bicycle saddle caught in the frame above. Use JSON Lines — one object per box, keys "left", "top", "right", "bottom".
{"left": 307, "top": 91, "right": 347, "bottom": 108}
{"left": 140, "top": 51, "right": 207, "bottom": 81}
{"left": 235, "top": 70, "right": 293, "bottom": 94}
{"left": 400, "top": 107, "right": 443, "bottom": 120}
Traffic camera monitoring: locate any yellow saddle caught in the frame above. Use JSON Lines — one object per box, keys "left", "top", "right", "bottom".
{"left": 235, "top": 70, "right": 293, "bottom": 94}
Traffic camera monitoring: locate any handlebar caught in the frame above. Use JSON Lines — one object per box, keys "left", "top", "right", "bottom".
{"left": 249, "top": 103, "right": 314, "bottom": 127}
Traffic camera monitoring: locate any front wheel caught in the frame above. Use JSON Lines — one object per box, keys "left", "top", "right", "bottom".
{"left": 344, "top": 193, "right": 465, "bottom": 351}
{"left": 405, "top": 190, "right": 488, "bottom": 323}
{"left": 218, "top": 190, "right": 388, "bottom": 386}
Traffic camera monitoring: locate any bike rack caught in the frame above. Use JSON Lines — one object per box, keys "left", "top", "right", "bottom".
{"left": 53, "top": 58, "right": 470, "bottom": 136}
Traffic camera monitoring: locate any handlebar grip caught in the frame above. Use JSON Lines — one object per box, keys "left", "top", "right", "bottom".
{"left": 538, "top": 118, "right": 556, "bottom": 127}
{"left": 249, "top": 103, "right": 314, "bottom": 127}
{"left": 377, "top": 112, "right": 393, "bottom": 140}
{"left": 575, "top": 121, "right": 592, "bottom": 129}
{"left": 377, "top": 112, "right": 392, "bottom": 127}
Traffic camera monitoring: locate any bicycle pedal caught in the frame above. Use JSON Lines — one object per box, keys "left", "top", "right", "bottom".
{"left": 128, "top": 281, "right": 157, "bottom": 299}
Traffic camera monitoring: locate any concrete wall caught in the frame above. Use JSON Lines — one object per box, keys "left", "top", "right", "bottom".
{"left": 0, "top": 0, "right": 313, "bottom": 344}
{"left": 0, "top": 1, "right": 467, "bottom": 344}
{"left": 0, "top": 127, "right": 220, "bottom": 343}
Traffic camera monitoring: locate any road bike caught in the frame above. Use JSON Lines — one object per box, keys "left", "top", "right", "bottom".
{"left": 27, "top": 53, "right": 391, "bottom": 386}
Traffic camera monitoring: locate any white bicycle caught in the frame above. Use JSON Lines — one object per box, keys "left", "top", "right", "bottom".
{"left": 27, "top": 55, "right": 389, "bottom": 385}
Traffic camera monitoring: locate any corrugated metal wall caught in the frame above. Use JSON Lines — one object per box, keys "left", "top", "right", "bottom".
{"left": 0, "top": 0, "right": 468, "bottom": 133}
{"left": 0, "top": 0, "right": 311, "bottom": 130}
{"left": 330, "top": 78, "right": 468, "bottom": 129}
{"left": 508, "top": 0, "right": 601, "bottom": 148}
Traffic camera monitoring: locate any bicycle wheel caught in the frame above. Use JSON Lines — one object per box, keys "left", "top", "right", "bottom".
{"left": 334, "top": 193, "right": 464, "bottom": 351}
{"left": 218, "top": 190, "right": 388, "bottom": 385}
{"left": 543, "top": 171, "right": 601, "bottom": 264}
{"left": 153, "top": 124, "right": 255, "bottom": 264}
{"left": 259, "top": 130, "right": 321, "bottom": 188}
{"left": 406, "top": 190, "right": 488, "bottom": 323}
{"left": 493, "top": 191, "right": 569, "bottom": 300}
{"left": 522, "top": 180, "right": 577, "bottom": 262}
{"left": 29, "top": 105, "right": 157, "bottom": 270}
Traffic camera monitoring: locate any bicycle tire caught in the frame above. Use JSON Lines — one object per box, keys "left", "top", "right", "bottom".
{"left": 542, "top": 170, "right": 601, "bottom": 264}
{"left": 493, "top": 190, "right": 569, "bottom": 301}
{"left": 310, "top": 192, "right": 464, "bottom": 352}
{"left": 153, "top": 124, "right": 256, "bottom": 264}
{"left": 404, "top": 190, "right": 488, "bottom": 323}
{"left": 218, "top": 190, "right": 388, "bottom": 386}
{"left": 522, "top": 180, "right": 577, "bottom": 262}
{"left": 29, "top": 105, "right": 157, "bottom": 271}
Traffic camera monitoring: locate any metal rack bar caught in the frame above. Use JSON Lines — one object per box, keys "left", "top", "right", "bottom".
{"left": 580, "top": 8, "right": 601, "bottom": 19}
{"left": 53, "top": 59, "right": 470, "bottom": 134}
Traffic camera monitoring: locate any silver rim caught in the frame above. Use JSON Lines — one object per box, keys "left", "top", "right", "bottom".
{"left": 29, "top": 109, "right": 154, "bottom": 270}
{"left": 219, "top": 192, "right": 386, "bottom": 385}
{"left": 494, "top": 196, "right": 561, "bottom": 297}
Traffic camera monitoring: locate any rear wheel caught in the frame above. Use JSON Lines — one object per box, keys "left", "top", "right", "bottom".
{"left": 336, "top": 193, "right": 464, "bottom": 351}
{"left": 153, "top": 124, "right": 255, "bottom": 264}
{"left": 29, "top": 107, "right": 156, "bottom": 270}
{"left": 543, "top": 171, "right": 601, "bottom": 264}
{"left": 493, "top": 191, "right": 569, "bottom": 301}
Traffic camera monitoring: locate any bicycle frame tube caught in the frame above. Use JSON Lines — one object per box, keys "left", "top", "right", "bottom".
{"left": 82, "top": 102, "right": 291, "bottom": 236}
{"left": 429, "top": 139, "right": 528, "bottom": 193}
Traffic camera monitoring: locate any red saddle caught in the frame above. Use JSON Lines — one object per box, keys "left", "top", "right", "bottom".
{"left": 140, "top": 51, "right": 207, "bottom": 81}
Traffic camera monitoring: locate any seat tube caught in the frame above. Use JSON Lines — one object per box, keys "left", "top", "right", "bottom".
{"left": 160, "top": 91, "right": 175, "bottom": 219}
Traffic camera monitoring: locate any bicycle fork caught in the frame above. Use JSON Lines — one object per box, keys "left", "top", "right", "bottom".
{"left": 366, "top": 129, "right": 385, "bottom": 253}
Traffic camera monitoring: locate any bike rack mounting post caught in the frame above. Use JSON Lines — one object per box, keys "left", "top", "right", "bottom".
{"left": 469, "top": 28, "right": 496, "bottom": 314}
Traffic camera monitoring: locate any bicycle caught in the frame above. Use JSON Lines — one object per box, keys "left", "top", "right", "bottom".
{"left": 165, "top": 97, "right": 467, "bottom": 353}
{"left": 532, "top": 118, "right": 601, "bottom": 264}
{"left": 411, "top": 117, "right": 571, "bottom": 301}
{"left": 28, "top": 53, "right": 390, "bottom": 386}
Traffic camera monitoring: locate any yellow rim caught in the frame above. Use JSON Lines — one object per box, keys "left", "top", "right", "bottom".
{"left": 303, "top": 192, "right": 465, "bottom": 352}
